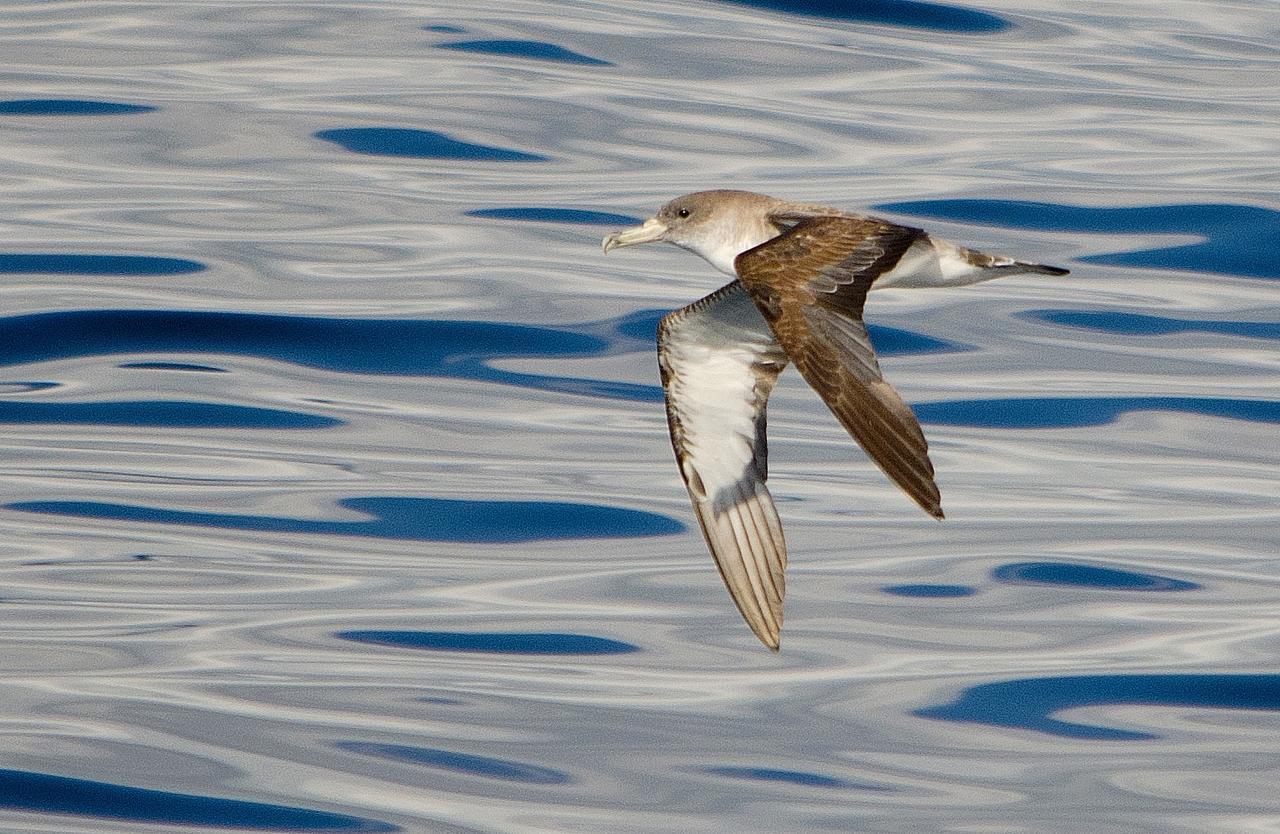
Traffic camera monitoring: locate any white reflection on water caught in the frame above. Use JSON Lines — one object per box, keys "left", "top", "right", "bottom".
{"left": 0, "top": 0, "right": 1277, "bottom": 831}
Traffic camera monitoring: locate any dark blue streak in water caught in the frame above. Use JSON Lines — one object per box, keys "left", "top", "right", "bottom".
{"left": 0, "top": 382, "right": 58, "bottom": 393}
{"left": 1025, "top": 310, "right": 1280, "bottom": 341}
{"left": 336, "top": 742, "right": 571, "bottom": 785}
{"left": 0, "top": 310, "right": 958, "bottom": 404}
{"left": 881, "top": 584, "right": 977, "bottom": 598}
{"left": 0, "top": 254, "right": 203, "bottom": 275}
{"left": 878, "top": 199, "right": 1279, "bottom": 280}
{"left": 339, "top": 630, "right": 639, "bottom": 655}
{"left": 0, "top": 401, "right": 336, "bottom": 429}
{"left": 0, "top": 768, "right": 394, "bottom": 831}
{"left": 0, "top": 99, "right": 156, "bottom": 115}
{"left": 9, "top": 496, "right": 683, "bottom": 542}
{"left": 0, "top": 310, "right": 658, "bottom": 402}
{"left": 869, "top": 323, "right": 964, "bottom": 355}
{"left": 716, "top": 0, "right": 1009, "bottom": 33}
{"left": 315, "top": 128, "right": 546, "bottom": 161}
{"left": 466, "top": 207, "right": 640, "bottom": 225}
{"left": 914, "top": 397, "right": 1280, "bottom": 429}
{"left": 119, "top": 361, "right": 228, "bottom": 373}
{"left": 439, "top": 39, "right": 612, "bottom": 66}
{"left": 614, "top": 309, "right": 965, "bottom": 356}
{"left": 423, "top": 24, "right": 466, "bottom": 33}
{"left": 992, "top": 562, "right": 1198, "bottom": 591}
{"left": 704, "top": 767, "right": 885, "bottom": 790}
{"left": 917, "top": 674, "right": 1280, "bottom": 740}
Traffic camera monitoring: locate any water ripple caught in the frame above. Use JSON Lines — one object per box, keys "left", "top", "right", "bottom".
{"left": 0, "top": 310, "right": 650, "bottom": 401}
{"left": 466, "top": 207, "right": 640, "bottom": 225}
{"left": 0, "top": 99, "right": 156, "bottom": 115}
{"left": 338, "top": 631, "right": 640, "bottom": 655}
{"left": 917, "top": 674, "right": 1280, "bottom": 740}
{"left": 336, "top": 742, "right": 572, "bottom": 784}
{"left": 992, "top": 562, "right": 1198, "bottom": 591}
{"left": 0, "top": 768, "right": 394, "bottom": 832}
{"left": 0, "top": 309, "right": 960, "bottom": 405}
{"left": 117, "top": 361, "right": 228, "bottom": 373}
{"left": 0, "top": 254, "right": 204, "bottom": 275}
{"left": 1025, "top": 309, "right": 1280, "bottom": 340}
{"left": 315, "top": 128, "right": 547, "bottom": 162}
{"left": 881, "top": 584, "right": 978, "bottom": 598}
{"left": 9, "top": 496, "right": 682, "bottom": 542}
{"left": 437, "top": 39, "right": 612, "bottom": 67}
{"left": 0, "top": 400, "right": 337, "bottom": 429}
{"left": 915, "top": 396, "right": 1280, "bottom": 428}
{"left": 703, "top": 766, "right": 888, "bottom": 791}
{"left": 880, "top": 199, "right": 1280, "bottom": 280}
{"left": 714, "top": 0, "right": 1011, "bottom": 33}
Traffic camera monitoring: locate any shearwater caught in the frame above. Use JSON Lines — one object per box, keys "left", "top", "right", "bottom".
{"left": 603, "top": 189, "right": 1069, "bottom": 650}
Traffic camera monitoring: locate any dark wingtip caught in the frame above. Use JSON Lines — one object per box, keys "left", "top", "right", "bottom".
{"left": 1032, "top": 263, "right": 1070, "bottom": 276}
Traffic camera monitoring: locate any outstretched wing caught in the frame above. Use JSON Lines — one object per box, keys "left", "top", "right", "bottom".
{"left": 658, "top": 281, "right": 791, "bottom": 649}
{"left": 735, "top": 215, "right": 944, "bottom": 519}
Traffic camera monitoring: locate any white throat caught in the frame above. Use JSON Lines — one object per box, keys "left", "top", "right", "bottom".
{"left": 676, "top": 219, "right": 780, "bottom": 277}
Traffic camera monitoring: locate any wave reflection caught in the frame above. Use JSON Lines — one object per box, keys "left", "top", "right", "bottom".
{"left": 703, "top": 766, "right": 887, "bottom": 791}
{"left": 338, "top": 631, "right": 639, "bottom": 655}
{"left": 0, "top": 400, "right": 337, "bottom": 429}
{"left": 1025, "top": 310, "right": 1280, "bottom": 341}
{"left": 915, "top": 396, "right": 1280, "bottom": 428}
{"left": 336, "top": 742, "right": 572, "bottom": 784}
{"left": 0, "top": 768, "right": 394, "bottom": 832}
{"left": 437, "top": 39, "right": 612, "bottom": 67}
{"left": 0, "top": 99, "right": 156, "bottom": 115}
{"left": 880, "top": 199, "right": 1279, "bottom": 280}
{"left": 9, "top": 496, "right": 683, "bottom": 542}
{"left": 992, "top": 562, "right": 1198, "bottom": 591}
{"left": 0, "top": 254, "right": 204, "bottom": 275}
{"left": 315, "top": 128, "right": 547, "bottom": 162}
{"left": 714, "top": 0, "right": 1011, "bottom": 32}
{"left": 918, "top": 674, "right": 1280, "bottom": 740}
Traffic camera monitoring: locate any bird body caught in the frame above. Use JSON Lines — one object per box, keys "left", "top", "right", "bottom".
{"left": 603, "top": 190, "right": 1068, "bottom": 649}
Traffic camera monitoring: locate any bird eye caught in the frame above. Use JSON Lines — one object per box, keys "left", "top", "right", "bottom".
{"left": 677, "top": 207, "right": 690, "bottom": 218}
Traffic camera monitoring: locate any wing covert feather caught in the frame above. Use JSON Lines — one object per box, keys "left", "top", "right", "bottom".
{"left": 735, "top": 216, "right": 944, "bottom": 519}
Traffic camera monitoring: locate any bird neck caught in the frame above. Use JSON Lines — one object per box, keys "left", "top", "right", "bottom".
{"left": 680, "top": 215, "right": 780, "bottom": 277}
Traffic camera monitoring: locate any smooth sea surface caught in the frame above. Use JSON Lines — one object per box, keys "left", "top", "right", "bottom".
{"left": 0, "top": 2, "right": 1277, "bottom": 832}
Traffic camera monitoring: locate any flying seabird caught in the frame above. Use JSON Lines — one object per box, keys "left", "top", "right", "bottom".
{"left": 602, "top": 189, "right": 1068, "bottom": 650}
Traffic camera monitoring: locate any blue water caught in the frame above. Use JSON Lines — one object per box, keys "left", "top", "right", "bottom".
{"left": 437, "top": 39, "right": 613, "bottom": 67}
{"left": 335, "top": 742, "right": 572, "bottom": 785}
{"left": 338, "top": 631, "right": 640, "bottom": 655}
{"left": 315, "top": 128, "right": 548, "bottom": 162}
{"left": 879, "top": 199, "right": 1280, "bottom": 280}
{"left": 918, "top": 675, "right": 1280, "bottom": 741}
{"left": 991, "top": 562, "right": 1199, "bottom": 592}
{"left": 0, "top": 769, "right": 393, "bottom": 831}
{"left": 9, "top": 496, "right": 682, "bottom": 542}
{"left": 1026, "top": 309, "right": 1280, "bottom": 340}
{"left": 0, "top": 99, "right": 157, "bottom": 115}
{"left": 2, "top": 1, "right": 1277, "bottom": 832}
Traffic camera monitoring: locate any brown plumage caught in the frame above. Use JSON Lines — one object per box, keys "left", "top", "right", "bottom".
{"left": 735, "top": 216, "right": 942, "bottom": 518}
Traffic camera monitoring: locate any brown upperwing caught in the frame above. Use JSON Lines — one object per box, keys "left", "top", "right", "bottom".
{"left": 734, "top": 215, "right": 944, "bottom": 519}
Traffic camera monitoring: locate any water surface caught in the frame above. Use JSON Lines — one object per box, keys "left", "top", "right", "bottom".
{"left": 1, "top": 1, "right": 1277, "bottom": 832}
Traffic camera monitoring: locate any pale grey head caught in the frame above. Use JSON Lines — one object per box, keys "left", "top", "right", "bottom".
{"left": 603, "top": 190, "right": 786, "bottom": 276}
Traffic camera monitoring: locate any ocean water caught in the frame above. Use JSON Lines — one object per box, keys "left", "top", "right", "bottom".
{"left": 0, "top": 1, "right": 1277, "bottom": 832}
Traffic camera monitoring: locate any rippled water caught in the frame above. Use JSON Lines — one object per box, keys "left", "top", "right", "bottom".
{"left": 1, "top": 1, "right": 1277, "bottom": 831}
